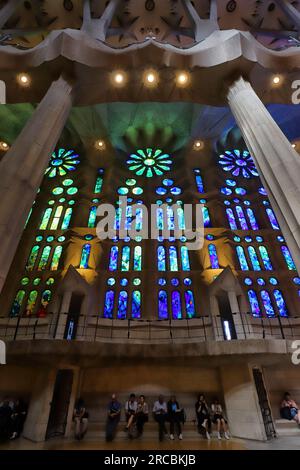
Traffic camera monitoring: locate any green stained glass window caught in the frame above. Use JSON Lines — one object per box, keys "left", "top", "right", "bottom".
{"left": 133, "top": 278, "right": 141, "bottom": 286}
{"left": 68, "top": 200, "right": 75, "bottom": 205}
{"left": 52, "top": 187, "right": 63, "bottom": 195}
{"left": 46, "top": 237, "right": 54, "bottom": 243}
{"left": 127, "top": 148, "right": 173, "bottom": 178}
{"left": 57, "top": 236, "right": 66, "bottom": 242}
{"left": 50, "top": 246, "right": 63, "bottom": 271}
{"left": 10, "top": 290, "right": 26, "bottom": 317}
{"left": 61, "top": 208, "right": 72, "bottom": 229}
{"left": 80, "top": 244, "right": 91, "bottom": 269}
{"left": 33, "top": 277, "right": 41, "bottom": 286}
{"left": 36, "top": 236, "right": 43, "bottom": 242}
{"left": 133, "top": 246, "right": 142, "bottom": 271}
{"left": 94, "top": 176, "right": 103, "bottom": 194}
{"left": 38, "top": 246, "right": 51, "bottom": 270}
{"left": 88, "top": 206, "right": 97, "bottom": 228}
{"left": 46, "top": 277, "right": 55, "bottom": 286}
{"left": 63, "top": 179, "right": 73, "bottom": 186}
{"left": 39, "top": 208, "right": 52, "bottom": 230}
{"left": 50, "top": 206, "right": 63, "bottom": 230}
{"left": 59, "top": 198, "right": 66, "bottom": 203}
{"left": 67, "top": 187, "right": 78, "bottom": 195}
{"left": 41, "top": 290, "right": 51, "bottom": 308}
{"left": 45, "top": 149, "right": 80, "bottom": 178}
{"left": 21, "top": 277, "right": 29, "bottom": 286}
{"left": 26, "top": 245, "right": 40, "bottom": 270}
{"left": 48, "top": 200, "right": 55, "bottom": 205}
{"left": 121, "top": 246, "right": 130, "bottom": 271}
{"left": 126, "top": 179, "right": 136, "bottom": 186}
{"left": 132, "top": 187, "right": 143, "bottom": 195}
{"left": 25, "top": 290, "right": 38, "bottom": 316}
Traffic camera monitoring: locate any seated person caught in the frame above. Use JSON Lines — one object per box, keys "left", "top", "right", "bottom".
{"left": 280, "top": 392, "right": 300, "bottom": 424}
{"left": 124, "top": 393, "right": 137, "bottom": 434}
{"left": 167, "top": 395, "right": 183, "bottom": 440}
{"left": 195, "top": 394, "right": 211, "bottom": 440}
{"left": 153, "top": 395, "right": 168, "bottom": 442}
{"left": 9, "top": 398, "right": 28, "bottom": 440}
{"left": 0, "top": 397, "right": 13, "bottom": 440}
{"left": 73, "top": 398, "right": 89, "bottom": 440}
{"left": 211, "top": 398, "right": 230, "bottom": 440}
{"left": 105, "top": 394, "right": 121, "bottom": 442}
{"left": 136, "top": 395, "right": 149, "bottom": 436}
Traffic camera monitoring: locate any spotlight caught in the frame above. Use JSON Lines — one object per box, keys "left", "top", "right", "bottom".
{"left": 176, "top": 71, "right": 190, "bottom": 87}
{"left": 17, "top": 73, "right": 30, "bottom": 86}
{"left": 0, "top": 141, "right": 9, "bottom": 150}
{"left": 193, "top": 140, "right": 204, "bottom": 150}
{"left": 95, "top": 140, "right": 105, "bottom": 150}
{"left": 272, "top": 75, "right": 281, "bottom": 85}
{"left": 292, "top": 143, "right": 296, "bottom": 148}
{"left": 144, "top": 70, "right": 158, "bottom": 87}
{"left": 112, "top": 71, "right": 126, "bottom": 86}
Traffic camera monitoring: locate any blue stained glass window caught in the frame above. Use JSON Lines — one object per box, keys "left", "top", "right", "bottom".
{"left": 172, "top": 291, "right": 182, "bottom": 319}
{"left": 80, "top": 243, "right": 91, "bottom": 269}
{"left": 236, "top": 246, "right": 249, "bottom": 271}
{"left": 125, "top": 205, "right": 132, "bottom": 230}
{"left": 38, "top": 246, "right": 51, "bottom": 271}
{"left": 117, "top": 291, "right": 128, "bottom": 319}
{"left": 248, "top": 246, "right": 261, "bottom": 271}
{"left": 185, "top": 290, "right": 196, "bottom": 318}
{"left": 157, "top": 246, "right": 166, "bottom": 271}
{"left": 39, "top": 208, "right": 52, "bottom": 230}
{"left": 156, "top": 207, "right": 164, "bottom": 230}
{"left": 226, "top": 208, "right": 238, "bottom": 230}
{"left": 26, "top": 245, "right": 40, "bottom": 270}
{"left": 208, "top": 244, "right": 219, "bottom": 269}
{"left": 181, "top": 246, "right": 190, "bottom": 271}
{"left": 121, "top": 246, "right": 130, "bottom": 271}
{"left": 104, "top": 290, "right": 115, "bottom": 318}
{"left": 195, "top": 173, "right": 204, "bottom": 193}
{"left": 158, "top": 290, "right": 168, "bottom": 319}
{"left": 248, "top": 290, "right": 261, "bottom": 317}
{"left": 61, "top": 208, "right": 72, "bottom": 229}
{"left": 132, "top": 291, "right": 141, "bottom": 319}
{"left": 236, "top": 206, "right": 248, "bottom": 230}
{"left": 202, "top": 207, "right": 211, "bottom": 228}
{"left": 247, "top": 208, "right": 259, "bottom": 230}
{"left": 259, "top": 246, "right": 273, "bottom": 271}
{"left": 133, "top": 246, "right": 142, "bottom": 271}
{"left": 273, "top": 290, "right": 288, "bottom": 317}
{"left": 167, "top": 206, "right": 175, "bottom": 230}
{"left": 261, "top": 290, "right": 275, "bottom": 317}
{"left": 88, "top": 206, "right": 97, "bottom": 228}
{"left": 281, "top": 245, "right": 296, "bottom": 270}
{"left": 135, "top": 208, "right": 143, "bottom": 231}
{"left": 266, "top": 208, "right": 280, "bottom": 230}
{"left": 169, "top": 246, "right": 178, "bottom": 271}
{"left": 177, "top": 207, "right": 185, "bottom": 230}
{"left": 10, "top": 290, "right": 26, "bottom": 317}
{"left": 109, "top": 246, "right": 118, "bottom": 271}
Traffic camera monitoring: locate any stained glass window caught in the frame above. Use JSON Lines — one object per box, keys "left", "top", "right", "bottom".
{"left": 195, "top": 171, "right": 204, "bottom": 193}
{"left": 218, "top": 149, "right": 259, "bottom": 178}
{"left": 248, "top": 290, "right": 261, "bottom": 317}
{"left": 259, "top": 246, "right": 273, "bottom": 271}
{"left": 117, "top": 290, "right": 128, "bottom": 319}
{"left": 246, "top": 208, "right": 259, "bottom": 230}
{"left": 46, "top": 148, "right": 80, "bottom": 178}
{"left": 26, "top": 245, "right": 40, "bottom": 270}
{"left": 226, "top": 208, "right": 238, "bottom": 230}
{"left": 202, "top": 207, "right": 211, "bottom": 228}
{"left": 236, "top": 246, "right": 249, "bottom": 271}
{"left": 127, "top": 148, "right": 172, "bottom": 177}
{"left": 94, "top": 176, "right": 103, "bottom": 194}
{"left": 50, "top": 246, "right": 63, "bottom": 271}
{"left": 61, "top": 208, "right": 72, "bottom": 229}
{"left": 39, "top": 208, "right": 52, "bottom": 230}
{"left": 177, "top": 207, "right": 185, "bottom": 230}
{"left": 169, "top": 246, "right": 178, "bottom": 271}
{"left": 157, "top": 246, "right": 166, "bottom": 271}
{"left": 273, "top": 290, "right": 288, "bottom": 317}
{"left": 10, "top": 290, "right": 26, "bottom": 317}
{"left": 121, "top": 246, "right": 130, "bottom": 271}
{"left": 236, "top": 206, "right": 248, "bottom": 230}
{"left": 103, "top": 290, "right": 115, "bottom": 318}
{"left": 181, "top": 246, "right": 190, "bottom": 271}
{"left": 167, "top": 207, "right": 175, "bottom": 230}
{"left": 50, "top": 206, "right": 63, "bottom": 230}
{"left": 135, "top": 208, "right": 143, "bottom": 231}
{"left": 133, "top": 246, "right": 142, "bottom": 271}
{"left": 208, "top": 244, "right": 219, "bottom": 269}
{"left": 114, "top": 207, "right": 122, "bottom": 230}
{"left": 281, "top": 245, "right": 296, "bottom": 270}
{"left": 109, "top": 246, "right": 118, "bottom": 271}
{"left": 261, "top": 290, "right": 275, "bottom": 317}
{"left": 266, "top": 208, "right": 280, "bottom": 230}
{"left": 248, "top": 246, "right": 261, "bottom": 271}
{"left": 38, "top": 246, "right": 51, "bottom": 271}
{"left": 158, "top": 290, "right": 168, "bottom": 319}
{"left": 80, "top": 244, "right": 91, "bottom": 269}
{"left": 156, "top": 207, "right": 164, "bottom": 230}
{"left": 132, "top": 291, "right": 141, "bottom": 319}
{"left": 25, "top": 290, "right": 38, "bottom": 316}
{"left": 185, "top": 290, "right": 196, "bottom": 318}
{"left": 172, "top": 291, "right": 182, "bottom": 319}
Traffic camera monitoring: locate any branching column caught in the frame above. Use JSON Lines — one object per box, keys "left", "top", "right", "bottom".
{"left": 228, "top": 77, "right": 300, "bottom": 273}
{"left": 0, "top": 75, "right": 74, "bottom": 292}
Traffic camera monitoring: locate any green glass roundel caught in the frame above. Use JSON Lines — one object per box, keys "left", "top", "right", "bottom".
{"left": 36, "top": 235, "right": 43, "bottom": 242}
{"left": 52, "top": 187, "right": 63, "bottom": 195}
{"left": 48, "top": 200, "right": 55, "bottom": 206}
{"left": 57, "top": 236, "right": 66, "bottom": 242}
{"left": 126, "top": 179, "right": 136, "bottom": 186}
{"left": 33, "top": 278, "right": 41, "bottom": 286}
{"left": 92, "top": 198, "right": 100, "bottom": 203}
{"left": 132, "top": 187, "right": 143, "bottom": 195}
{"left": 62, "top": 179, "right": 73, "bottom": 187}
{"left": 21, "top": 277, "right": 30, "bottom": 286}
{"left": 133, "top": 278, "right": 141, "bottom": 286}
{"left": 46, "top": 277, "right": 55, "bottom": 286}
{"left": 127, "top": 148, "right": 172, "bottom": 178}
{"left": 118, "top": 187, "right": 129, "bottom": 195}
{"left": 67, "top": 187, "right": 78, "bottom": 195}
{"left": 47, "top": 236, "right": 54, "bottom": 242}
{"left": 68, "top": 200, "right": 75, "bottom": 205}
{"left": 59, "top": 198, "right": 66, "bottom": 203}
{"left": 85, "top": 234, "right": 94, "bottom": 241}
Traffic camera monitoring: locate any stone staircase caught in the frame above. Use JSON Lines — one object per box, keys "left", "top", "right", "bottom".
{"left": 275, "top": 419, "right": 300, "bottom": 437}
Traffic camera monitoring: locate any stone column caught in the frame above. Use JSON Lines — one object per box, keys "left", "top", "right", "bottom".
{"left": 0, "top": 76, "right": 74, "bottom": 293}
{"left": 228, "top": 77, "right": 300, "bottom": 273}
{"left": 0, "top": 0, "right": 22, "bottom": 29}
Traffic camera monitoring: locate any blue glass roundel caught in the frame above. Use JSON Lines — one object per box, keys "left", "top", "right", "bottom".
{"left": 120, "top": 278, "right": 128, "bottom": 286}
{"left": 206, "top": 234, "right": 214, "bottom": 241}
{"left": 235, "top": 187, "right": 247, "bottom": 196}
{"left": 257, "top": 278, "right": 265, "bottom": 286}
{"left": 269, "top": 277, "right": 278, "bottom": 285}
{"left": 226, "top": 179, "right": 236, "bottom": 187}
{"left": 293, "top": 277, "right": 300, "bottom": 285}
{"left": 245, "top": 236, "right": 252, "bottom": 243}
{"left": 170, "top": 187, "right": 181, "bottom": 195}
{"left": 156, "top": 187, "right": 167, "bottom": 195}
{"left": 218, "top": 149, "right": 259, "bottom": 178}
{"left": 163, "top": 179, "right": 174, "bottom": 186}
{"left": 244, "top": 278, "right": 252, "bottom": 286}
{"left": 171, "top": 278, "right": 179, "bottom": 286}
{"left": 158, "top": 278, "right": 167, "bottom": 286}
{"left": 166, "top": 198, "right": 173, "bottom": 203}
{"left": 244, "top": 200, "right": 251, "bottom": 206}
{"left": 234, "top": 236, "right": 241, "bottom": 242}
{"left": 220, "top": 188, "right": 232, "bottom": 196}
{"left": 184, "top": 278, "right": 192, "bottom": 286}
{"left": 256, "top": 236, "right": 264, "bottom": 242}
{"left": 118, "top": 187, "right": 129, "bottom": 195}
{"left": 259, "top": 187, "right": 268, "bottom": 196}
{"left": 224, "top": 200, "right": 231, "bottom": 206}
{"left": 277, "top": 236, "right": 285, "bottom": 242}
{"left": 107, "top": 278, "right": 115, "bottom": 286}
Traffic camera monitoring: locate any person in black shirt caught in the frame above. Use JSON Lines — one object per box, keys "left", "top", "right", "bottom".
{"left": 195, "top": 394, "right": 211, "bottom": 439}
{"left": 105, "top": 394, "right": 121, "bottom": 442}
{"left": 9, "top": 398, "right": 28, "bottom": 440}
{"left": 73, "top": 398, "right": 89, "bottom": 440}
{"left": 167, "top": 396, "right": 183, "bottom": 440}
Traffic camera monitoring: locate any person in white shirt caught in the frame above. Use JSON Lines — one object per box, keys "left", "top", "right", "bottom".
{"left": 125, "top": 393, "right": 138, "bottom": 434}
{"left": 153, "top": 395, "right": 168, "bottom": 441}
{"left": 211, "top": 398, "right": 230, "bottom": 440}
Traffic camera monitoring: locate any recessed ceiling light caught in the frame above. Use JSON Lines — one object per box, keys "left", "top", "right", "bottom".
{"left": 176, "top": 71, "right": 190, "bottom": 87}
{"left": 95, "top": 140, "right": 105, "bottom": 150}
{"left": 144, "top": 70, "right": 159, "bottom": 87}
{"left": 112, "top": 71, "right": 126, "bottom": 86}
{"left": 194, "top": 140, "right": 204, "bottom": 150}
{"left": 0, "top": 141, "right": 9, "bottom": 150}
{"left": 272, "top": 75, "right": 281, "bottom": 85}
{"left": 17, "top": 73, "right": 30, "bottom": 86}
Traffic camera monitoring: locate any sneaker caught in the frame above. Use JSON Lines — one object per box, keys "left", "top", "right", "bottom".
{"left": 224, "top": 432, "right": 230, "bottom": 440}
{"left": 179, "top": 433, "right": 183, "bottom": 440}
{"left": 206, "top": 431, "right": 211, "bottom": 440}
{"left": 170, "top": 434, "right": 174, "bottom": 440}
{"left": 217, "top": 432, "right": 222, "bottom": 440}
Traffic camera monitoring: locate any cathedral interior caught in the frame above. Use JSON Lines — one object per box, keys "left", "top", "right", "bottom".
{"left": 0, "top": 0, "right": 300, "bottom": 449}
